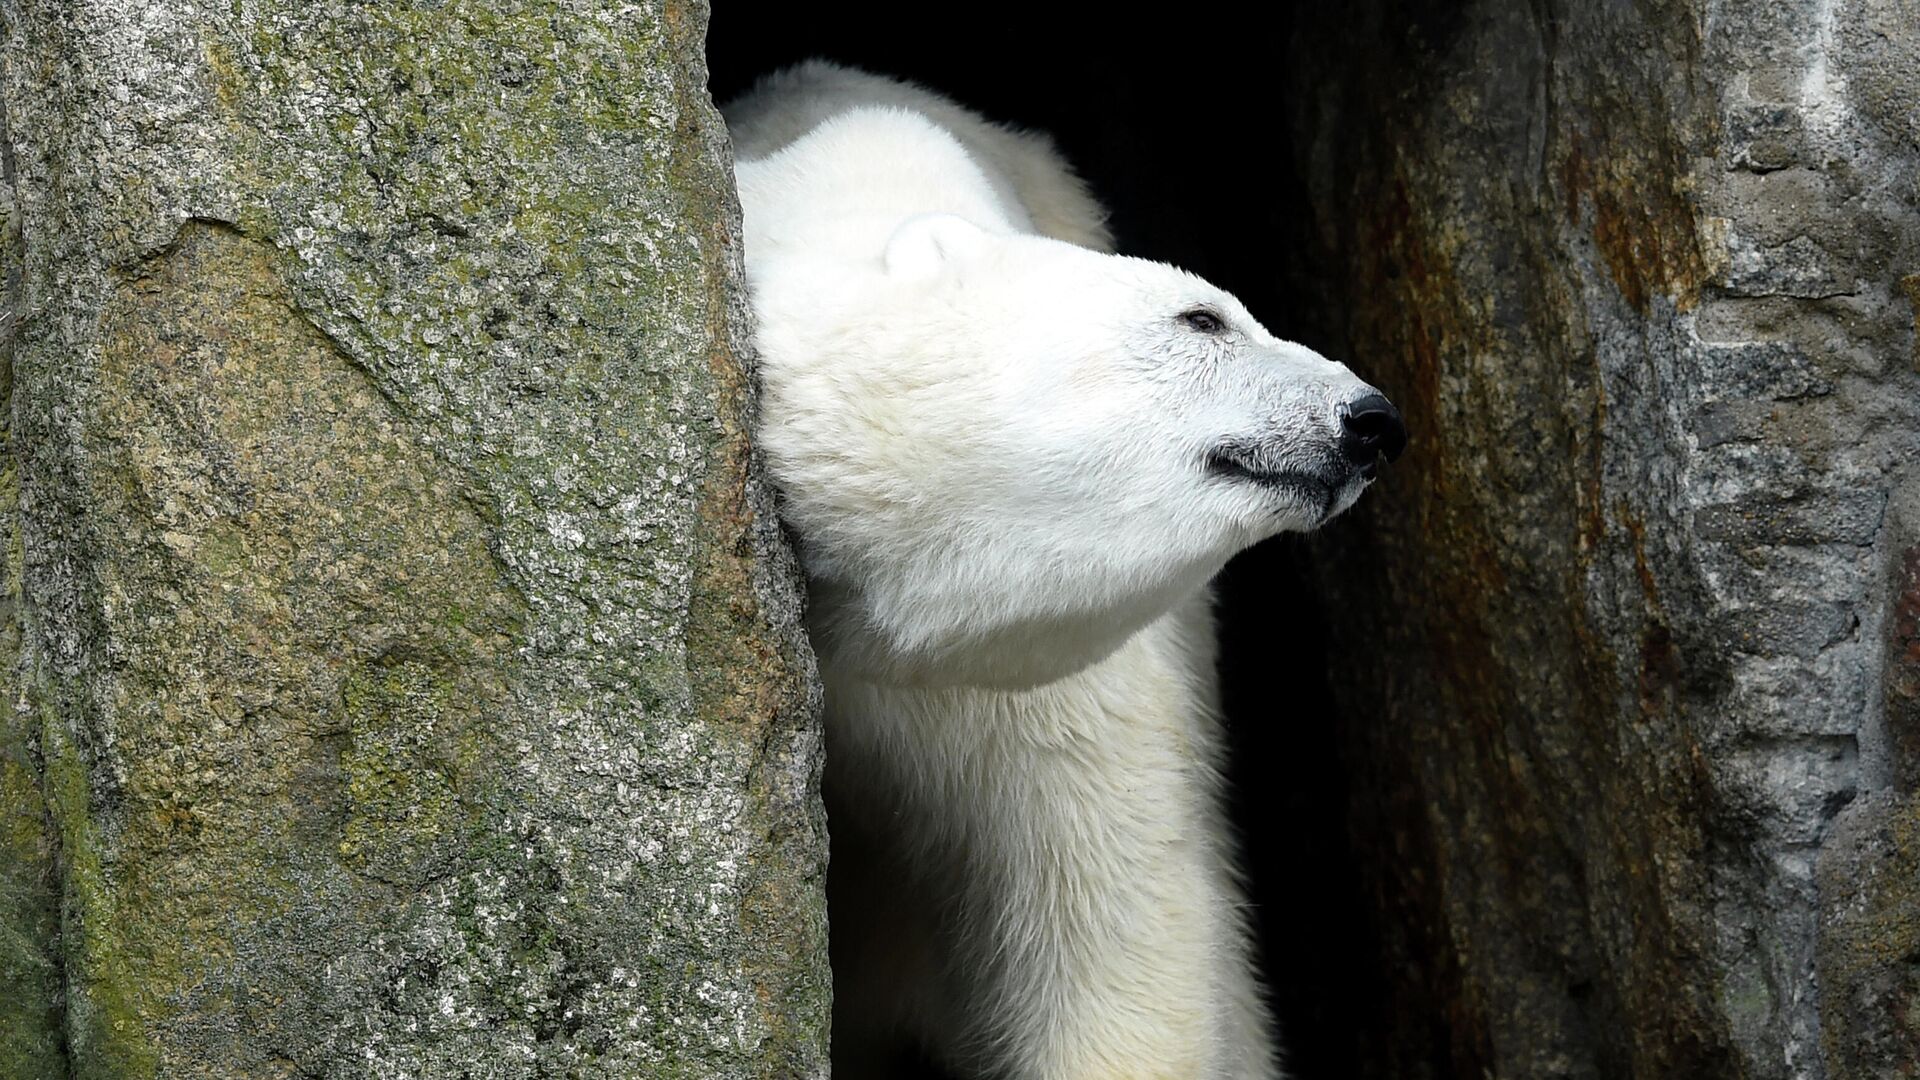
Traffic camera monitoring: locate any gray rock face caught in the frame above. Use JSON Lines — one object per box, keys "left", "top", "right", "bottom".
{"left": 1286, "top": 0, "right": 1920, "bottom": 1076}
{"left": 0, "top": 1, "right": 827, "bottom": 1076}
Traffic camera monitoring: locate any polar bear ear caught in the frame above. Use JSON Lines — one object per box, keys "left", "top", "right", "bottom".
{"left": 883, "top": 213, "right": 992, "bottom": 280}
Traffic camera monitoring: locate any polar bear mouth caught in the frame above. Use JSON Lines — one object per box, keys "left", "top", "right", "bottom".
{"left": 1204, "top": 448, "right": 1337, "bottom": 509}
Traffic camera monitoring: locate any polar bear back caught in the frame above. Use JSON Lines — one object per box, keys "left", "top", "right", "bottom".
{"left": 733, "top": 107, "right": 1025, "bottom": 268}
{"left": 724, "top": 60, "right": 1114, "bottom": 252}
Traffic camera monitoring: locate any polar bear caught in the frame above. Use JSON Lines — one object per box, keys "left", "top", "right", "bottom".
{"left": 725, "top": 62, "right": 1405, "bottom": 1080}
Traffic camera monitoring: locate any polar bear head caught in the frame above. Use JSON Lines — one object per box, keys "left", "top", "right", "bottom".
{"left": 751, "top": 202, "right": 1403, "bottom": 691}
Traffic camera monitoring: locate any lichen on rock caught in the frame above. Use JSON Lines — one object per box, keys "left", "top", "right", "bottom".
{"left": 1, "top": 85, "right": 69, "bottom": 1077}
{"left": 1, "top": 1, "right": 825, "bottom": 1075}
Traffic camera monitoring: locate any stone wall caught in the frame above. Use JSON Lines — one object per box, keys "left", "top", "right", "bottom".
{"left": 0, "top": 1, "right": 828, "bottom": 1076}
{"left": 1287, "top": 0, "right": 1920, "bottom": 1076}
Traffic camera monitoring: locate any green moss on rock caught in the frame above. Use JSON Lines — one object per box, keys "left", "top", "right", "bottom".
{"left": 0, "top": 83, "right": 68, "bottom": 1080}
{"left": 1, "top": 1, "right": 826, "bottom": 1073}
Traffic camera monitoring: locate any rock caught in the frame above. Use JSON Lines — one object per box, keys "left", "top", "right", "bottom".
{"left": 0, "top": 1, "right": 827, "bottom": 1076}
{"left": 1285, "top": 0, "right": 1920, "bottom": 1076}
{"left": 1818, "top": 793, "right": 1920, "bottom": 1080}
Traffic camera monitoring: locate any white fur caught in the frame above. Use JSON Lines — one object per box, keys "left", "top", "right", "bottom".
{"left": 727, "top": 63, "right": 1385, "bottom": 1080}
{"left": 727, "top": 59, "right": 1115, "bottom": 252}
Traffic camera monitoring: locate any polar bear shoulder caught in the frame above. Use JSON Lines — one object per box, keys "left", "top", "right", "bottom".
{"left": 732, "top": 106, "right": 1024, "bottom": 266}
{"left": 724, "top": 59, "right": 1114, "bottom": 252}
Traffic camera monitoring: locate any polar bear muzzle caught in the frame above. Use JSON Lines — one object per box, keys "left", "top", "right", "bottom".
{"left": 1338, "top": 391, "right": 1409, "bottom": 479}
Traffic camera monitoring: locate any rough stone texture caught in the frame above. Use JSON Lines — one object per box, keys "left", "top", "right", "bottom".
{"left": 2, "top": 85, "right": 69, "bottom": 1077}
{"left": 1285, "top": 0, "right": 1920, "bottom": 1077}
{"left": 0, "top": 1, "right": 826, "bottom": 1077}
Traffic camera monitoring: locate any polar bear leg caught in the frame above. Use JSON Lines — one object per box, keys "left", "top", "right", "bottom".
{"left": 941, "top": 715, "right": 1277, "bottom": 1079}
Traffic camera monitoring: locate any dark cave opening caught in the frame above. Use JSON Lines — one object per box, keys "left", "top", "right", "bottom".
{"left": 708, "top": 11, "right": 1391, "bottom": 1077}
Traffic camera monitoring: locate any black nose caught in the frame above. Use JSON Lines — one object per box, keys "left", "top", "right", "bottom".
{"left": 1340, "top": 392, "right": 1408, "bottom": 475}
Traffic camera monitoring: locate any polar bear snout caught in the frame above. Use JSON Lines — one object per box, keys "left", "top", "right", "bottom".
{"left": 1339, "top": 391, "right": 1408, "bottom": 478}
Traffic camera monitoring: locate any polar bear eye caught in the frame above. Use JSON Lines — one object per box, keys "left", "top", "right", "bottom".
{"left": 1180, "top": 309, "right": 1226, "bottom": 335}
